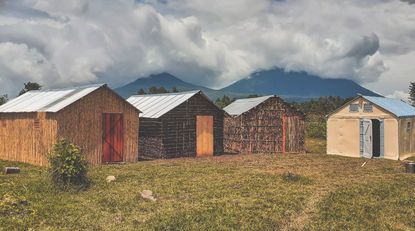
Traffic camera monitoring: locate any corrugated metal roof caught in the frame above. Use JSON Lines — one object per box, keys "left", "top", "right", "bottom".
{"left": 363, "top": 96, "right": 415, "bottom": 118}
{"left": 223, "top": 95, "right": 274, "bottom": 116}
{"left": 127, "top": 90, "right": 201, "bottom": 118}
{"left": 0, "top": 84, "right": 105, "bottom": 113}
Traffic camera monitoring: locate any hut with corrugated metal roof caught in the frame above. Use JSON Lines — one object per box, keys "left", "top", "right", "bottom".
{"left": 127, "top": 90, "right": 225, "bottom": 159}
{"left": 0, "top": 84, "right": 140, "bottom": 166}
{"left": 327, "top": 95, "right": 415, "bottom": 160}
{"left": 223, "top": 95, "right": 305, "bottom": 154}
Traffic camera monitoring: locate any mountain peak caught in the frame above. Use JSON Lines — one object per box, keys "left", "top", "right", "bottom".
{"left": 115, "top": 69, "right": 379, "bottom": 100}
{"left": 222, "top": 68, "right": 379, "bottom": 98}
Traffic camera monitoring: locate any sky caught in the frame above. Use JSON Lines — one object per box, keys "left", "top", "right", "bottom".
{"left": 0, "top": 0, "right": 414, "bottom": 99}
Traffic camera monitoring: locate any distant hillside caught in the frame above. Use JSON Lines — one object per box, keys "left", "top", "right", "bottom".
{"left": 221, "top": 69, "right": 380, "bottom": 98}
{"left": 115, "top": 70, "right": 380, "bottom": 101}
{"left": 115, "top": 73, "right": 248, "bottom": 100}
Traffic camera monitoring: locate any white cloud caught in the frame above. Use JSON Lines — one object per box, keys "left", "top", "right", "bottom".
{"left": 386, "top": 90, "right": 410, "bottom": 102}
{"left": 0, "top": 0, "right": 414, "bottom": 95}
{"left": 0, "top": 42, "right": 58, "bottom": 96}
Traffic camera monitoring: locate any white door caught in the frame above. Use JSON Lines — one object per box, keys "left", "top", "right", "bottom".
{"left": 362, "top": 119, "right": 372, "bottom": 158}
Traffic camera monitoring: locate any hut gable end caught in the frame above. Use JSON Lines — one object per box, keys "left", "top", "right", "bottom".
{"left": 54, "top": 86, "right": 139, "bottom": 165}
{"left": 329, "top": 97, "right": 396, "bottom": 119}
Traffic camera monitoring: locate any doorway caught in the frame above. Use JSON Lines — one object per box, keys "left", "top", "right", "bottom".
{"left": 371, "top": 119, "right": 381, "bottom": 158}
{"left": 102, "top": 113, "right": 124, "bottom": 163}
{"left": 196, "top": 115, "right": 214, "bottom": 157}
{"left": 360, "top": 119, "right": 382, "bottom": 159}
{"left": 362, "top": 119, "right": 372, "bottom": 158}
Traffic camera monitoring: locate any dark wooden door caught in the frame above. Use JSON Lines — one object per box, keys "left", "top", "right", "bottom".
{"left": 196, "top": 116, "right": 214, "bottom": 157}
{"left": 102, "top": 113, "right": 124, "bottom": 163}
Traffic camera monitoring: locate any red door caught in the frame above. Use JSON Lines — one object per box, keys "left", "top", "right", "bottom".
{"left": 102, "top": 113, "right": 124, "bottom": 163}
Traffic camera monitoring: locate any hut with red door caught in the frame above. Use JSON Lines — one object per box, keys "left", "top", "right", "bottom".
{"left": 0, "top": 84, "right": 140, "bottom": 166}
{"left": 223, "top": 95, "right": 305, "bottom": 154}
{"left": 127, "top": 90, "right": 225, "bottom": 159}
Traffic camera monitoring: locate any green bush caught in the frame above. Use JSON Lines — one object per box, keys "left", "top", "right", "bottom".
{"left": 48, "top": 139, "right": 90, "bottom": 189}
{"left": 306, "top": 121, "right": 327, "bottom": 139}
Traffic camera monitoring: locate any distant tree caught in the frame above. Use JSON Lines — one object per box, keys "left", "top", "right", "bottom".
{"left": 409, "top": 82, "right": 415, "bottom": 106}
{"left": 157, "top": 87, "right": 169, "bottom": 94}
{"left": 19, "top": 82, "right": 42, "bottom": 96}
{"left": 293, "top": 96, "right": 350, "bottom": 116}
{"left": 137, "top": 88, "right": 146, "bottom": 95}
{"left": 148, "top": 86, "right": 169, "bottom": 94}
{"left": 171, "top": 87, "right": 179, "bottom": 93}
{"left": 148, "top": 86, "right": 159, "bottom": 94}
{"left": 0, "top": 94, "right": 7, "bottom": 106}
{"left": 215, "top": 95, "right": 235, "bottom": 108}
{"left": 247, "top": 94, "right": 261, "bottom": 98}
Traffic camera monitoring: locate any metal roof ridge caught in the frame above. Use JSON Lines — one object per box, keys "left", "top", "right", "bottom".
{"left": 129, "top": 90, "right": 200, "bottom": 98}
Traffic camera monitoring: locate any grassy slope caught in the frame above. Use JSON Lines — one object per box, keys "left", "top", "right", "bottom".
{"left": 1, "top": 141, "right": 415, "bottom": 230}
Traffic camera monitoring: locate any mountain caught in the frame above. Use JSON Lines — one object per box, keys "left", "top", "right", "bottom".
{"left": 115, "top": 73, "right": 248, "bottom": 100}
{"left": 115, "top": 70, "right": 380, "bottom": 102}
{"left": 221, "top": 69, "right": 380, "bottom": 98}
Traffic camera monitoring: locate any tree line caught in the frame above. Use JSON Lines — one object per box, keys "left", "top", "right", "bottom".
{"left": 137, "top": 86, "right": 179, "bottom": 95}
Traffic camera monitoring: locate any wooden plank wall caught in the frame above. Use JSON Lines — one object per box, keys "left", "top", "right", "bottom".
{"left": 139, "top": 93, "right": 224, "bottom": 159}
{"left": 54, "top": 86, "right": 139, "bottom": 165}
{"left": 224, "top": 97, "right": 305, "bottom": 154}
{"left": 0, "top": 112, "right": 57, "bottom": 166}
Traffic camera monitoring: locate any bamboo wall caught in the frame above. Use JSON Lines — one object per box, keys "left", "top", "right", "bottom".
{"left": 139, "top": 93, "right": 224, "bottom": 159}
{"left": 224, "top": 97, "right": 305, "bottom": 154}
{"left": 0, "top": 112, "right": 57, "bottom": 166}
{"left": 54, "top": 86, "right": 140, "bottom": 165}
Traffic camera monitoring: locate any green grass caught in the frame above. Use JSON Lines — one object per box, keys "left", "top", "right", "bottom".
{"left": 1, "top": 146, "right": 415, "bottom": 230}
{"left": 406, "top": 156, "right": 415, "bottom": 162}
{"left": 306, "top": 179, "right": 415, "bottom": 231}
{"left": 305, "top": 137, "right": 326, "bottom": 154}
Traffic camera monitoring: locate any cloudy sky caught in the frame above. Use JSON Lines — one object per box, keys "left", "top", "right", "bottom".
{"left": 0, "top": 0, "right": 414, "bottom": 98}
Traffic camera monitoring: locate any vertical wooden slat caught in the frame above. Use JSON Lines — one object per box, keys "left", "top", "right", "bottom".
{"left": 119, "top": 114, "right": 124, "bottom": 161}
{"left": 113, "top": 113, "right": 123, "bottom": 162}
{"left": 110, "top": 113, "right": 115, "bottom": 162}
{"left": 196, "top": 115, "right": 214, "bottom": 156}
{"left": 282, "top": 115, "right": 286, "bottom": 154}
{"left": 102, "top": 113, "right": 111, "bottom": 163}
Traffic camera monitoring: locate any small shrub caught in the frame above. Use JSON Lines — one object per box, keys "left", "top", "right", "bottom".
{"left": 306, "top": 121, "right": 326, "bottom": 139}
{"left": 48, "top": 139, "right": 90, "bottom": 189}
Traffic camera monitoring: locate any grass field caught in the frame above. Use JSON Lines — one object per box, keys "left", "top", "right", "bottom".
{"left": 1, "top": 139, "right": 415, "bottom": 230}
